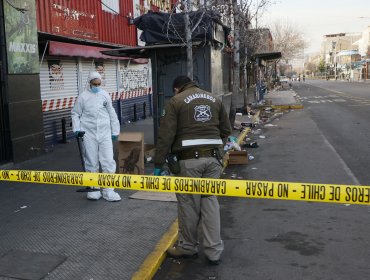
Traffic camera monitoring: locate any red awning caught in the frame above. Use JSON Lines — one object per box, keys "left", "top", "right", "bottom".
{"left": 48, "top": 41, "right": 148, "bottom": 63}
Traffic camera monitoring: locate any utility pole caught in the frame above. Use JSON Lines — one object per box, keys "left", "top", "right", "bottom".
{"left": 332, "top": 41, "right": 337, "bottom": 80}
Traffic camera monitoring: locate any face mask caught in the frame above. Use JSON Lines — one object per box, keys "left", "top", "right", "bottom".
{"left": 90, "top": 86, "right": 101, "bottom": 93}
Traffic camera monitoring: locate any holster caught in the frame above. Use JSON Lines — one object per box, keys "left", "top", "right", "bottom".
{"left": 166, "top": 154, "right": 181, "bottom": 174}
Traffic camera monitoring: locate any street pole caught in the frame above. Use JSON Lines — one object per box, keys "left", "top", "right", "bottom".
{"left": 332, "top": 41, "right": 337, "bottom": 80}
{"left": 334, "top": 51, "right": 337, "bottom": 80}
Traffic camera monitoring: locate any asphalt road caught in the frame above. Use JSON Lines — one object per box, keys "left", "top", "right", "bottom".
{"left": 295, "top": 80, "right": 370, "bottom": 185}
{"left": 154, "top": 80, "right": 370, "bottom": 280}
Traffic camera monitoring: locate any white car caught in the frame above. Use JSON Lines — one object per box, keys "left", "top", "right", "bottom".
{"left": 279, "top": 76, "right": 289, "bottom": 83}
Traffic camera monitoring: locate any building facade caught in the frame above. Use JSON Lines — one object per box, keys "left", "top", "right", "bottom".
{"left": 321, "top": 32, "right": 362, "bottom": 79}
{"left": 0, "top": 0, "right": 174, "bottom": 164}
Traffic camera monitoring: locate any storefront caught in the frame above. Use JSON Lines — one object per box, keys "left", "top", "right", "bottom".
{"left": 39, "top": 41, "right": 152, "bottom": 145}
{"left": 1, "top": 0, "right": 44, "bottom": 163}
{"left": 0, "top": 0, "right": 174, "bottom": 163}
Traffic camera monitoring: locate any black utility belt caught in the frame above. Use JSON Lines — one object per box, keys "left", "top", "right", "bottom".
{"left": 177, "top": 149, "right": 218, "bottom": 160}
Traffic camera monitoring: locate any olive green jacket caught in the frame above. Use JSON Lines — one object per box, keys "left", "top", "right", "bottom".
{"left": 154, "top": 82, "right": 232, "bottom": 169}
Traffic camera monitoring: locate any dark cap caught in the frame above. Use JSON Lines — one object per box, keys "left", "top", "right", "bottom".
{"left": 172, "top": 76, "right": 192, "bottom": 89}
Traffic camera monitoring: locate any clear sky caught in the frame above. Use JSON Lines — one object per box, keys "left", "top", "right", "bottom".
{"left": 261, "top": 0, "right": 370, "bottom": 54}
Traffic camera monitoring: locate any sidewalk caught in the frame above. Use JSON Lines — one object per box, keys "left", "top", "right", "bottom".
{"left": 264, "top": 88, "right": 303, "bottom": 109}
{"left": 0, "top": 90, "right": 301, "bottom": 280}
{"left": 0, "top": 118, "right": 178, "bottom": 280}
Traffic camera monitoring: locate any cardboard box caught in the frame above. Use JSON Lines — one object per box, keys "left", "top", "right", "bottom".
{"left": 227, "top": 151, "right": 248, "bottom": 165}
{"left": 118, "top": 132, "right": 144, "bottom": 174}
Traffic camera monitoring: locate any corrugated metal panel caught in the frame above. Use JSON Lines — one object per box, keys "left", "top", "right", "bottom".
{"left": 43, "top": 108, "right": 74, "bottom": 146}
{"left": 103, "top": 60, "right": 120, "bottom": 114}
{"left": 36, "top": 0, "right": 137, "bottom": 46}
{"left": 80, "top": 58, "right": 121, "bottom": 118}
{"left": 40, "top": 58, "right": 78, "bottom": 100}
{"left": 103, "top": 60, "right": 119, "bottom": 94}
{"left": 40, "top": 57, "right": 78, "bottom": 146}
{"left": 80, "top": 59, "right": 119, "bottom": 101}
{"left": 40, "top": 58, "right": 79, "bottom": 112}
{"left": 121, "top": 94, "right": 152, "bottom": 123}
{"left": 40, "top": 56, "right": 153, "bottom": 145}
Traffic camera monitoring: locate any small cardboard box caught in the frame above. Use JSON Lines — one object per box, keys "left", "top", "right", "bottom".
{"left": 228, "top": 150, "right": 248, "bottom": 165}
{"left": 118, "top": 132, "right": 144, "bottom": 174}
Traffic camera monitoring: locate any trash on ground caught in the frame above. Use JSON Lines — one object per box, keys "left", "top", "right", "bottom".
{"left": 264, "top": 124, "right": 277, "bottom": 127}
{"left": 251, "top": 129, "right": 262, "bottom": 135}
{"left": 261, "top": 116, "right": 269, "bottom": 122}
{"left": 251, "top": 167, "right": 258, "bottom": 170}
{"left": 248, "top": 155, "right": 255, "bottom": 160}
{"left": 224, "top": 136, "right": 241, "bottom": 151}
{"left": 259, "top": 135, "right": 266, "bottom": 139}
{"left": 241, "top": 122, "right": 256, "bottom": 128}
{"left": 14, "top": 205, "right": 28, "bottom": 213}
{"left": 242, "top": 142, "right": 259, "bottom": 148}
{"left": 171, "top": 259, "right": 181, "bottom": 264}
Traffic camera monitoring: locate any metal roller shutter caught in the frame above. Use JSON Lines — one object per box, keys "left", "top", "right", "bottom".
{"left": 81, "top": 59, "right": 120, "bottom": 116}
{"left": 40, "top": 58, "right": 78, "bottom": 145}
{"left": 119, "top": 62, "right": 152, "bottom": 123}
{"left": 103, "top": 60, "right": 120, "bottom": 113}
{"left": 121, "top": 94, "right": 152, "bottom": 123}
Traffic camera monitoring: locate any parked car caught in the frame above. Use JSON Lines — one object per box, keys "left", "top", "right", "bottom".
{"left": 279, "top": 76, "right": 289, "bottom": 83}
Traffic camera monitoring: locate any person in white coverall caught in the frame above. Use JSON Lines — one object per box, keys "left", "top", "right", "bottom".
{"left": 71, "top": 71, "right": 121, "bottom": 202}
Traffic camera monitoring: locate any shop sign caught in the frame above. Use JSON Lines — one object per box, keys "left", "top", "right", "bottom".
{"left": 4, "top": 0, "right": 39, "bottom": 74}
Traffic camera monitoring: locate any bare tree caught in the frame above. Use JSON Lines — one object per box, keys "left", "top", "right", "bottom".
{"left": 269, "top": 19, "right": 307, "bottom": 61}
{"left": 229, "top": 0, "right": 240, "bottom": 127}
{"left": 167, "top": 0, "right": 224, "bottom": 78}
{"left": 229, "top": 0, "right": 273, "bottom": 122}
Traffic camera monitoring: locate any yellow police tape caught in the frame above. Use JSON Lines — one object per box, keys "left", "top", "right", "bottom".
{"left": 1, "top": 169, "right": 370, "bottom": 205}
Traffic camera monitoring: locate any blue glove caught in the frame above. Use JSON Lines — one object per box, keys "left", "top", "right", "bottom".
{"left": 111, "top": 135, "right": 118, "bottom": 141}
{"left": 74, "top": 131, "right": 85, "bottom": 138}
{"left": 153, "top": 168, "right": 162, "bottom": 176}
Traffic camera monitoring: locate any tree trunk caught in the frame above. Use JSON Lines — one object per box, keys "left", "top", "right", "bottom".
{"left": 184, "top": 0, "right": 193, "bottom": 79}
{"left": 229, "top": 0, "right": 240, "bottom": 128}
{"left": 244, "top": 47, "right": 249, "bottom": 110}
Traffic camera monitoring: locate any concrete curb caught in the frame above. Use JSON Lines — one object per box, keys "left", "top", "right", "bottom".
{"left": 132, "top": 220, "right": 178, "bottom": 280}
{"left": 268, "top": 104, "right": 304, "bottom": 110}
{"left": 263, "top": 89, "right": 304, "bottom": 110}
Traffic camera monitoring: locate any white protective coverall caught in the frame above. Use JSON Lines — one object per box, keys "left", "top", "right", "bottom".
{"left": 71, "top": 72, "right": 121, "bottom": 201}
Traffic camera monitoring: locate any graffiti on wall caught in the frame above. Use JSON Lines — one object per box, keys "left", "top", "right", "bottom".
{"left": 48, "top": 60, "right": 64, "bottom": 90}
{"left": 120, "top": 65, "right": 150, "bottom": 92}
